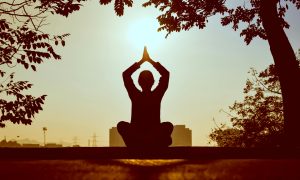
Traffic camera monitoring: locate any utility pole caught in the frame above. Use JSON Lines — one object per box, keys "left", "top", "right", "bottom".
{"left": 92, "top": 133, "right": 97, "bottom": 147}
{"left": 73, "top": 137, "right": 78, "bottom": 146}
{"left": 42, "top": 127, "right": 47, "bottom": 146}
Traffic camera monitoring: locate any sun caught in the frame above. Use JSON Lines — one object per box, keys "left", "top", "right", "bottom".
{"left": 127, "top": 18, "right": 165, "bottom": 52}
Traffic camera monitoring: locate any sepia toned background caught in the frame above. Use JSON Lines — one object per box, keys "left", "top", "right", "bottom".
{"left": 1, "top": 1, "right": 300, "bottom": 146}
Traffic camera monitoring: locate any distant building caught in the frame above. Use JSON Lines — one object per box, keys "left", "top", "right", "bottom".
{"left": 170, "top": 125, "right": 192, "bottom": 146}
{"left": 22, "top": 144, "right": 40, "bottom": 148}
{"left": 109, "top": 127, "right": 125, "bottom": 147}
{"left": 45, "top": 143, "right": 63, "bottom": 148}
{"left": 109, "top": 124, "right": 192, "bottom": 147}
{"left": 0, "top": 138, "right": 21, "bottom": 147}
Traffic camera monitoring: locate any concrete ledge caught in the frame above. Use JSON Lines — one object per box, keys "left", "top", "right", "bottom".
{"left": 1, "top": 147, "right": 300, "bottom": 159}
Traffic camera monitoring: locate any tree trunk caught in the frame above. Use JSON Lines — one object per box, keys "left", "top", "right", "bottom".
{"left": 260, "top": 0, "right": 300, "bottom": 147}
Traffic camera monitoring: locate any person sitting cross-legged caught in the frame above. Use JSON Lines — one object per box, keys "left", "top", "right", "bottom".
{"left": 117, "top": 47, "right": 173, "bottom": 147}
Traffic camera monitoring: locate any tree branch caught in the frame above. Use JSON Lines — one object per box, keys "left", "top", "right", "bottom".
{"left": 250, "top": 68, "right": 282, "bottom": 95}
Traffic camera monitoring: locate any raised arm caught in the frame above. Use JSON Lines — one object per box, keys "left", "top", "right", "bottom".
{"left": 148, "top": 59, "right": 170, "bottom": 94}
{"left": 148, "top": 59, "right": 169, "bottom": 77}
{"left": 123, "top": 60, "right": 144, "bottom": 98}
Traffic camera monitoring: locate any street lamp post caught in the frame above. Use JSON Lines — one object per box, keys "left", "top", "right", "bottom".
{"left": 42, "top": 127, "right": 47, "bottom": 147}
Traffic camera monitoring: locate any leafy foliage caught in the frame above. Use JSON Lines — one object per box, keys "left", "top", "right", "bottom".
{"left": 38, "top": 0, "right": 84, "bottom": 17}
{"left": 99, "top": 0, "right": 299, "bottom": 43}
{"left": 0, "top": 19, "right": 66, "bottom": 70}
{"left": 144, "top": 0, "right": 227, "bottom": 37}
{"left": 210, "top": 65, "right": 284, "bottom": 147}
{"left": 99, "top": 0, "right": 133, "bottom": 16}
{"left": 209, "top": 57, "right": 300, "bottom": 147}
{"left": 141, "top": 0, "right": 300, "bottom": 42}
{"left": 0, "top": 73, "right": 46, "bottom": 127}
{"left": 0, "top": 0, "right": 86, "bottom": 127}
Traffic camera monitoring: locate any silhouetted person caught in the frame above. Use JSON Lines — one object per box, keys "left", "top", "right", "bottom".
{"left": 117, "top": 47, "right": 173, "bottom": 147}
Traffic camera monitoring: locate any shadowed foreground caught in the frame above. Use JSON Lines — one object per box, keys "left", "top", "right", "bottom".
{"left": 1, "top": 159, "right": 300, "bottom": 179}
{"left": 1, "top": 147, "right": 300, "bottom": 179}
{"left": 1, "top": 147, "right": 300, "bottom": 159}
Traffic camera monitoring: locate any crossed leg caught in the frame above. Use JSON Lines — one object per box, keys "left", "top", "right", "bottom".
{"left": 117, "top": 121, "right": 173, "bottom": 147}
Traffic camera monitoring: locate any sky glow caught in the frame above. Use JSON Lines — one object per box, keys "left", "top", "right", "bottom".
{"left": 1, "top": 1, "right": 300, "bottom": 147}
{"left": 127, "top": 17, "right": 165, "bottom": 53}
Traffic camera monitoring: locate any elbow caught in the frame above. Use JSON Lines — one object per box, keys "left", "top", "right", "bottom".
{"left": 123, "top": 71, "right": 132, "bottom": 82}
{"left": 161, "top": 71, "right": 170, "bottom": 82}
{"left": 122, "top": 71, "right": 129, "bottom": 78}
{"left": 165, "top": 70, "right": 170, "bottom": 79}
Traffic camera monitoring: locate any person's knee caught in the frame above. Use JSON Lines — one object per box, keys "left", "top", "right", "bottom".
{"left": 117, "top": 121, "right": 130, "bottom": 135}
{"left": 161, "top": 122, "right": 173, "bottom": 134}
{"left": 166, "top": 136, "right": 172, "bottom": 146}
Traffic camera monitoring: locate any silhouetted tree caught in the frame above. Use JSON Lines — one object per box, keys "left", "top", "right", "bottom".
{"left": 0, "top": 0, "right": 86, "bottom": 127}
{"left": 0, "top": 138, "right": 21, "bottom": 147}
{"left": 209, "top": 54, "right": 300, "bottom": 147}
{"left": 101, "top": 0, "right": 300, "bottom": 146}
{"left": 99, "top": 0, "right": 133, "bottom": 16}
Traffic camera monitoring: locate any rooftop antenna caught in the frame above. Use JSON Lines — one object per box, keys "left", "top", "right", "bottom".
{"left": 142, "top": 46, "right": 151, "bottom": 61}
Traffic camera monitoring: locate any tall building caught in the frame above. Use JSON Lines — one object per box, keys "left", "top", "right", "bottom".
{"left": 109, "top": 125, "right": 192, "bottom": 146}
{"left": 170, "top": 125, "right": 192, "bottom": 146}
{"left": 109, "top": 127, "right": 125, "bottom": 147}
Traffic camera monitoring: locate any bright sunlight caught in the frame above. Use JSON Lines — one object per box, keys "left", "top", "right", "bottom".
{"left": 127, "top": 18, "right": 165, "bottom": 52}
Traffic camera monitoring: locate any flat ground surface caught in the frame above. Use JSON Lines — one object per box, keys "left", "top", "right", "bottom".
{"left": 1, "top": 159, "right": 300, "bottom": 180}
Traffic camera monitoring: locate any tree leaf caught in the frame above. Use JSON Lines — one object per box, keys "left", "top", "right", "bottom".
{"left": 31, "top": 65, "right": 36, "bottom": 71}
{"left": 99, "top": 0, "right": 113, "bottom": 5}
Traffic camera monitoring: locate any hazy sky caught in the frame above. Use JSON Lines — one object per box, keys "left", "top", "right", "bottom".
{"left": 1, "top": 1, "right": 300, "bottom": 146}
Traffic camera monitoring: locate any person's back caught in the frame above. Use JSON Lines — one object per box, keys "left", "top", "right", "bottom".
{"left": 117, "top": 47, "right": 173, "bottom": 147}
{"left": 131, "top": 91, "right": 162, "bottom": 128}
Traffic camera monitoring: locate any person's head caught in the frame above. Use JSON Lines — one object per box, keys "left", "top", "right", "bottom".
{"left": 138, "top": 70, "right": 154, "bottom": 91}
